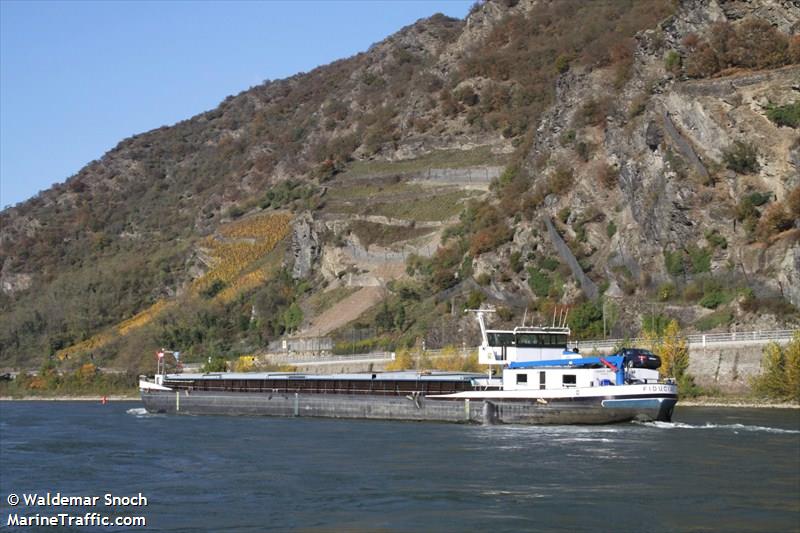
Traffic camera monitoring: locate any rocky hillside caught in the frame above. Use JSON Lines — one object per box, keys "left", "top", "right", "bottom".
{"left": 1, "top": 0, "right": 798, "bottom": 371}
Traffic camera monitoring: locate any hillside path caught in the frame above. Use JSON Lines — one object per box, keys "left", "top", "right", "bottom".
{"left": 300, "top": 286, "right": 383, "bottom": 337}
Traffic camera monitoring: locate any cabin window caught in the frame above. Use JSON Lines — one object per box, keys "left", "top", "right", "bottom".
{"left": 546, "top": 334, "right": 567, "bottom": 348}
{"left": 487, "top": 332, "right": 515, "bottom": 347}
{"left": 539, "top": 372, "right": 546, "bottom": 390}
{"left": 513, "top": 333, "right": 569, "bottom": 348}
{"left": 516, "top": 373, "right": 528, "bottom": 384}
{"left": 515, "top": 333, "right": 539, "bottom": 347}
{"left": 562, "top": 374, "right": 577, "bottom": 387}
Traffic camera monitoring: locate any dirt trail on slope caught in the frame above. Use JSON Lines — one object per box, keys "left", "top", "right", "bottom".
{"left": 300, "top": 286, "right": 384, "bottom": 337}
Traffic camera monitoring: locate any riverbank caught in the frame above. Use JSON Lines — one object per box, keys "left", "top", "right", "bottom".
{"left": 678, "top": 397, "right": 799, "bottom": 409}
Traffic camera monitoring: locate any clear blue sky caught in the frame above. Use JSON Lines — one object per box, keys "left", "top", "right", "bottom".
{"left": 0, "top": 0, "right": 472, "bottom": 208}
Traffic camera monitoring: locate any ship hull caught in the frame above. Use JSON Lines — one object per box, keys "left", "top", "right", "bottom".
{"left": 140, "top": 389, "right": 676, "bottom": 425}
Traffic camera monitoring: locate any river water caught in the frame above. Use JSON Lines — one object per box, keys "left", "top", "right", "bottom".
{"left": 1, "top": 402, "right": 798, "bottom": 532}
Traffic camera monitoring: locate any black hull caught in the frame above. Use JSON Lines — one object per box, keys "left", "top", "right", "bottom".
{"left": 141, "top": 390, "right": 676, "bottom": 425}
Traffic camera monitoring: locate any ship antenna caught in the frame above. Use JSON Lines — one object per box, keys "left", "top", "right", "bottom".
{"left": 552, "top": 305, "right": 557, "bottom": 327}
{"left": 522, "top": 307, "right": 528, "bottom": 327}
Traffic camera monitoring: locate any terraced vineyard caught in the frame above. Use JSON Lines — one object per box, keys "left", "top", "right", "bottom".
{"left": 325, "top": 180, "right": 482, "bottom": 223}
{"left": 193, "top": 212, "right": 292, "bottom": 295}
{"left": 338, "top": 146, "right": 507, "bottom": 180}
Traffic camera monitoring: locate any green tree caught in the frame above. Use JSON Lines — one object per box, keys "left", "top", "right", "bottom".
{"left": 282, "top": 303, "right": 303, "bottom": 333}
{"left": 527, "top": 267, "right": 551, "bottom": 297}
{"left": 664, "top": 249, "right": 686, "bottom": 277}
{"left": 202, "top": 355, "right": 227, "bottom": 373}
{"left": 201, "top": 279, "right": 226, "bottom": 299}
{"left": 569, "top": 301, "right": 603, "bottom": 339}
{"left": 394, "top": 305, "right": 406, "bottom": 332}
{"left": 375, "top": 302, "right": 395, "bottom": 332}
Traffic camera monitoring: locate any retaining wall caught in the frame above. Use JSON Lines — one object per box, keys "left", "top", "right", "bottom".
{"left": 688, "top": 344, "right": 765, "bottom": 394}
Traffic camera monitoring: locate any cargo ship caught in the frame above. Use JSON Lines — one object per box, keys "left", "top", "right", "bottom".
{"left": 139, "top": 310, "right": 678, "bottom": 424}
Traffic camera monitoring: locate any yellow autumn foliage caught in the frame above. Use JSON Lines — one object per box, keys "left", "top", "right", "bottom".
{"left": 194, "top": 213, "right": 291, "bottom": 295}
{"left": 76, "top": 362, "right": 98, "bottom": 383}
{"left": 385, "top": 346, "right": 485, "bottom": 373}
{"left": 643, "top": 319, "right": 689, "bottom": 379}
{"left": 57, "top": 299, "right": 172, "bottom": 360}
{"left": 233, "top": 355, "right": 257, "bottom": 372}
{"left": 57, "top": 332, "right": 113, "bottom": 361}
{"left": 752, "top": 332, "right": 800, "bottom": 402}
{"left": 216, "top": 268, "right": 272, "bottom": 303}
{"left": 118, "top": 300, "right": 172, "bottom": 335}
{"left": 386, "top": 348, "right": 415, "bottom": 371}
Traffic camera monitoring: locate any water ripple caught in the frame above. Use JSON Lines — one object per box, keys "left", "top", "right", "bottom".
{"left": 636, "top": 421, "right": 800, "bottom": 434}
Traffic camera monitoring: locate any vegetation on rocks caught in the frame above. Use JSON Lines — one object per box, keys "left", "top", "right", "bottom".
{"left": 722, "top": 141, "right": 760, "bottom": 174}
{"left": 765, "top": 101, "right": 800, "bottom": 129}
{"left": 682, "top": 19, "right": 798, "bottom": 78}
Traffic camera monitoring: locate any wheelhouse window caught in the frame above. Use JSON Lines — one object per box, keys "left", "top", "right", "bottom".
{"left": 487, "top": 332, "right": 515, "bottom": 347}
{"left": 546, "top": 334, "right": 567, "bottom": 348}
{"left": 562, "top": 374, "right": 577, "bottom": 387}
{"left": 513, "top": 333, "right": 568, "bottom": 348}
{"left": 516, "top": 333, "right": 539, "bottom": 347}
{"left": 539, "top": 372, "right": 546, "bottom": 390}
{"left": 516, "top": 373, "right": 528, "bottom": 384}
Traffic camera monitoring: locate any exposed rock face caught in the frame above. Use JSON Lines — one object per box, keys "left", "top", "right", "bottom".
{"left": 544, "top": 218, "right": 598, "bottom": 300}
{"left": 1, "top": 260, "right": 31, "bottom": 295}
{"left": 291, "top": 213, "right": 320, "bottom": 280}
{"left": 645, "top": 121, "right": 663, "bottom": 151}
{"left": 519, "top": 0, "right": 799, "bottom": 303}
{"left": 717, "top": 0, "right": 800, "bottom": 32}
{"left": 776, "top": 241, "right": 800, "bottom": 308}
{"left": 778, "top": 246, "right": 800, "bottom": 307}
{"left": 662, "top": 111, "right": 709, "bottom": 182}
